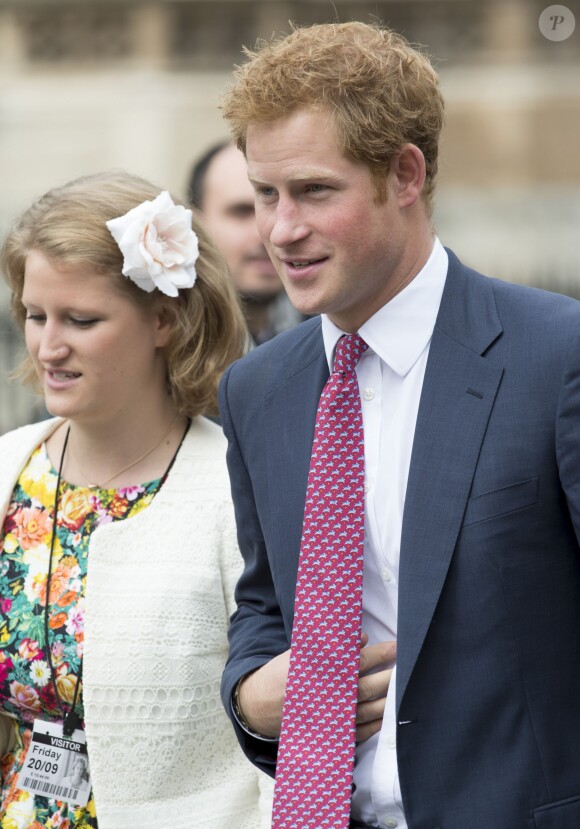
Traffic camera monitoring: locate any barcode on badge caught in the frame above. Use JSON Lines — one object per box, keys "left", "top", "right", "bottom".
{"left": 23, "top": 777, "right": 79, "bottom": 801}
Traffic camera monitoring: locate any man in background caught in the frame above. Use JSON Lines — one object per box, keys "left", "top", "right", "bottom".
{"left": 188, "top": 141, "right": 305, "bottom": 345}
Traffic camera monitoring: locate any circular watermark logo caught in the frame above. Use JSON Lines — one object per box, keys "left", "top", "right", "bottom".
{"left": 539, "top": 5, "right": 576, "bottom": 40}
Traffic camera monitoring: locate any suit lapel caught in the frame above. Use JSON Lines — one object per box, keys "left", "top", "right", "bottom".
{"left": 396, "top": 253, "right": 504, "bottom": 709}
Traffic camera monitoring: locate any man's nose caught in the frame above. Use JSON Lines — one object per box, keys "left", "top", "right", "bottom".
{"left": 269, "top": 200, "right": 310, "bottom": 249}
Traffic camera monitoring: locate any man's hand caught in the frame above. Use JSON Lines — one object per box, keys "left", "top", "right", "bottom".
{"left": 238, "top": 649, "right": 290, "bottom": 738}
{"left": 356, "top": 634, "right": 397, "bottom": 742}
{"left": 237, "top": 636, "right": 396, "bottom": 742}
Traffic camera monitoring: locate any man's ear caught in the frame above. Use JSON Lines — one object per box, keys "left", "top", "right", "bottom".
{"left": 391, "top": 143, "right": 426, "bottom": 208}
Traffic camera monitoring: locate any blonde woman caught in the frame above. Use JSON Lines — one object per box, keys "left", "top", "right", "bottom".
{"left": 0, "top": 172, "right": 272, "bottom": 829}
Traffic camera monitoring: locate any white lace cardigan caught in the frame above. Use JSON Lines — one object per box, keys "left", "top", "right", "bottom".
{"left": 0, "top": 417, "right": 273, "bottom": 829}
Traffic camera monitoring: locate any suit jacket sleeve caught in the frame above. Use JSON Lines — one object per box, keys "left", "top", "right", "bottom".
{"left": 219, "top": 361, "right": 287, "bottom": 775}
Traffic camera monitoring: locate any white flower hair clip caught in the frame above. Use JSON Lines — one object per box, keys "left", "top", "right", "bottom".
{"left": 106, "top": 191, "right": 199, "bottom": 297}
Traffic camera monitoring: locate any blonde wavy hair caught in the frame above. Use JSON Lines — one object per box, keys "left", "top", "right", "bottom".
{"left": 1, "top": 170, "right": 247, "bottom": 418}
{"left": 222, "top": 21, "right": 445, "bottom": 210}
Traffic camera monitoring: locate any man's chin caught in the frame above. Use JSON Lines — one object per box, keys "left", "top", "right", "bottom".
{"left": 239, "top": 289, "right": 284, "bottom": 306}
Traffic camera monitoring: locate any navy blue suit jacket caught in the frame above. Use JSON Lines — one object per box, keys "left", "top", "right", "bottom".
{"left": 219, "top": 251, "right": 580, "bottom": 829}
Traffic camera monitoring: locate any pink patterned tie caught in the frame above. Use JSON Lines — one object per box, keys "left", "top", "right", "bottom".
{"left": 272, "top": 333, "right": 368, "bottom": 829}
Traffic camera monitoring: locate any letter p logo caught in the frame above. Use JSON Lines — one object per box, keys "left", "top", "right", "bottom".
{"left": 539, "top": 5, "right": 576, "bottom": 40}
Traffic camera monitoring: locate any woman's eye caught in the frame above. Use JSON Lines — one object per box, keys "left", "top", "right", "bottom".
{"left": 24, "top": 313, "right": 97, "bottom": 327}
{"left": 71, "top": 318, "right": 97, "bottom": 327}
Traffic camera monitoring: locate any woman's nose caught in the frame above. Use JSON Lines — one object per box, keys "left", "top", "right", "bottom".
{"left": 37, "top": 326, "right": 70, "bottom": 362}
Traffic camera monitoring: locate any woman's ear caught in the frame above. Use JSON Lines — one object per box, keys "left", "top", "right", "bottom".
{"left": 153, "top": 299, "right": 177, "bottom": 348}
{"left": 390, "top": 143, "right": 426, "bottom": 208}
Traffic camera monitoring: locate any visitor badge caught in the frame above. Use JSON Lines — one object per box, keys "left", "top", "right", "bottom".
{"left": 16, "top": 719, "right": 91, "bottom": 807}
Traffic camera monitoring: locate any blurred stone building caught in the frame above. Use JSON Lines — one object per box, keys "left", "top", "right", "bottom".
{"left": 1, "top": 0, "right": 579, "bottom": 430}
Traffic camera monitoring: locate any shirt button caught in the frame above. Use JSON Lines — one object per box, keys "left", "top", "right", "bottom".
{"left": 363, "top": 387, "right": 375, "bottom": 401}
{"left": 364, "top": 481, "right": 370, "bottom": 494}
{"left": 382, "top": 568, "right": 392, "bottom": 583}
{"left": 387, "top": 735, "right": 396, "bottom": 749}
{"left": 384, "top": 818, "right": 398, "bottom": 828}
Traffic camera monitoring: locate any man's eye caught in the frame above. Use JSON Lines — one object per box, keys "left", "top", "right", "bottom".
{"left": 229, "top": 205, "right": 255, "bottom": 219}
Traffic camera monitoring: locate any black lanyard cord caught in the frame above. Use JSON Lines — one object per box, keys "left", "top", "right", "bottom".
{"left": 44, "top": 425, "right": 82, "bottom": 738}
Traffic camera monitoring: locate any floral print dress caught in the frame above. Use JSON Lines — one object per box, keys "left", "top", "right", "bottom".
{"left": 0, "top": 443, "right": 161, "bottom": 829}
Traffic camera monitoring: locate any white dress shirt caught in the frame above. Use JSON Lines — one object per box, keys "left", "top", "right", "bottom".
{"left": 321, "top": 238, "right": 448, "bottom": 829}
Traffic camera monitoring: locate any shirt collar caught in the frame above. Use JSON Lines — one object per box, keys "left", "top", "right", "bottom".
{"left": 321, "top": 237, "right": 448, "bottom": 377}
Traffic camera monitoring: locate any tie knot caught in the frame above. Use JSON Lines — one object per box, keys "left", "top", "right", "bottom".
{"left": 333, "top": 334, "right": 368, "bottom": 375}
